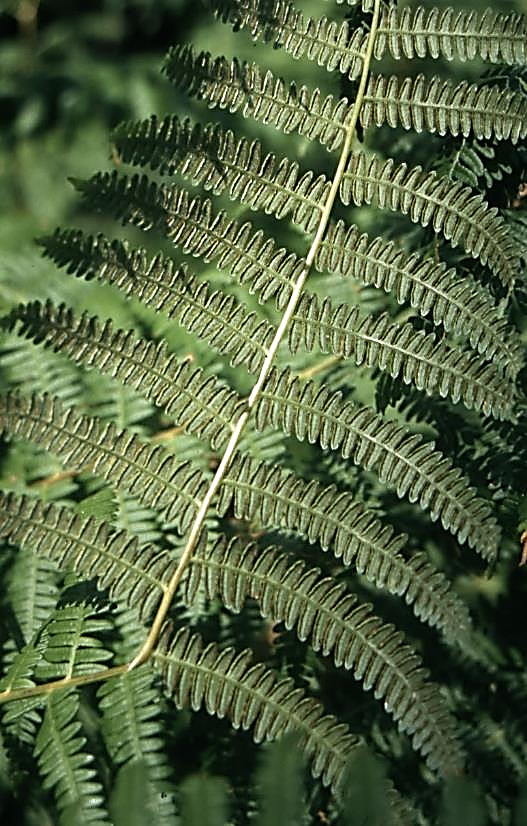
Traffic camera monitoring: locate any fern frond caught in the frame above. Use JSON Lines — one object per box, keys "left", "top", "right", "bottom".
{"left": 257, "top": 369, "right": 500, "bottom": 559}
{"left": 209, "top": 0, "right": 527, "bottom": 71}
{"left": 34, "top": 689, "right": 110, "bottom": 825}
{"left": 163, "top": 45, "right": 349, "bottom": 152}
{"left": 253, "top": 735, "right": 308, "bottom": 826}
{"left": 0, "top": 492, "right": 175, "bottom": 621}
{"left": 163, "top": 46, "right": 527, "bottom": 147}
{"left": 184, "top": 535, "right": 465, "bottom": 772}
{"left": 111, "top": 115, "right": 328, "bottom": 235}
{"left": 0, "top": 392, "right": 206, "bottom": 533}
{"left": 317, "top": 221, "right": 522, "bottom": 379}
{"left": 0, "top": 644, "right": 42, "bottom": 696}
{"left": 98, "top": 668, "right": 162, "bottom": 764}
{"left": 34, "top": 603, "right": 113, "bottom": 682}
{"left": 374, "top": 6, "right": 527, "bottom": 65}
{"left": 208, "top": 0, "right": 367, "bottom": 79}
{"left": 109, "top": 114, "right": 521, "bottom": 365}
{"left": 38, "top": 230, "right": 517, "bottom": 414}
{"left": 98, "top": 666, "right": 177, "bottom": 824}
{"left": 340, "top": 152, "right": 519, "bottom": 288}
{"left": 288, "top": 296, "right": 515, "bottom": 419}
{"left": 71, "top": 171, "right": 301, "bottom": 307}
{"left": 216, "top": 454, "right": 471, "bottom": 634}
{"left": 362, "top": 72, "right": 527, "bottom": 143}
{"left": 3, "top": 300, "right": 241, "bottom": 450}
{"left": 155, "top": 626, "right": 366, "bottom": 793}
{"left": 40, "top": 229, "right": 273, "bottom": 375}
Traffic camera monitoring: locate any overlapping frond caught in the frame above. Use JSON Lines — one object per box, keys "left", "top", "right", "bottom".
{"left": 340, "top": 152, "right": 519, "bottom": 288}
{"left": 208, "top": 0, "right": 527, "bottom": 73}
{"left": 34, "top": 689, "right": 110, "bottom": 826}
{"left": 184, "top": 534, "right": 466, "bottom": 772}
{"left": 163, "top": 46, "right": 527, "bottom": 148}
{"left": 34, "top": 603, "right": 113, "bottom": 682}
{"left": 71, "top": 170, "right": 302, "bottom": 306}
{"left": 3, "top": 300, "right": 241, "bottom": 450}
{"left": 40, "top": 229, "right": 273, "bottom": 375}
{"left": 257, "top": 369, "right": 500, "bottom": 559}
{"left": 111, "top": 114, "right": 328, "bottom": 235}
{"left": 154, "top": 626, "right": 367, "bottom": 794}
{"left": 98, "top": 666, "right": 177, "bottom": 825}
{"left": 0, "top": 492, "right": 175, "bottom": 621}
{"left": 0, "top": 391, "right": 206, "bottom": 533}
{"left": 163, "top": 45, "right": 349, "bottom": 151}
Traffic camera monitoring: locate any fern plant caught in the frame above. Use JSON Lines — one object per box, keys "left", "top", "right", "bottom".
{"left": 0, "top": 0, "right": 526, "bottom": 822}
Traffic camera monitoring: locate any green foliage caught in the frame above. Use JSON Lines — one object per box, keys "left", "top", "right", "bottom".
{"left": 338, "top": 745, "right": 395, "bottom": 826}
{"left": 254, "top": 734, "right": 307, "bottom": 826}
{"left": 1, "top": 0, "right": 527, "bottom": 824}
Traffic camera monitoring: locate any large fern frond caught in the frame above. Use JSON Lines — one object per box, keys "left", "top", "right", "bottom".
{"left": 183, "top": 534, "right": 465, "bottom": 773}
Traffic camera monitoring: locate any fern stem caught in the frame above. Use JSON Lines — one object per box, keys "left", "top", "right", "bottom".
{"left": 0, "top": 0, "right": 382, "bottom": 703}
{"left": 126, "top": 0, "right": 382, "bottom": 672}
